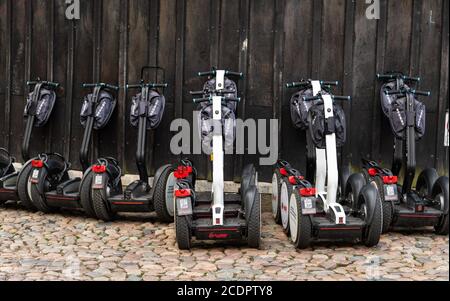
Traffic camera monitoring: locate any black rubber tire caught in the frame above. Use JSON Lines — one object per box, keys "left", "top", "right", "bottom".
{"left": 175, "top": 213, "right": 192, "bottom": 250}
{"left": 29, "top": 169, "right": 54, "bottom": 213}
{"left": 153, "top": 167, "right": 175, "bottom": 223}
{"left": 346, "top": 173, "right": 366, "bottom": 211}
{"left": 79, "top": 172, "right": 97, "bottom": 218}
{"left": 433, "top": 176, "right": 449, "bottom": 235}
{"left": 16, "top": 163, "right": 37, "bottom": 211}
{"left": 339, "top": 165, "right": 351, "bottom": 198}
{"left": 92, "top": 174, "right": 116, "bottom": 222}
{"left": 289, "top": 190, "right": 312, "bottom": 249}
{"left": 361, "top": 186, "right": 383, "bottom": 247}
{"left": 416, "top": 168, "right": 439, "bottom": 198}
{"left": 362, "top": 169, "right": 371, "bottom": 184}
{"left": 272, "top": 170, "right": 283, "bottom": 225}
{"left": 247, "top": 189, "right": 261, "bottom": 249}
{"left": 374, "top": 176, "right": 393, "bottom": 234}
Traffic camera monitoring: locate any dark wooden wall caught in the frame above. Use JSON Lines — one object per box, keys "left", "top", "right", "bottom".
{"left": 0, "top": 0, "right": 448, "bottom": 182}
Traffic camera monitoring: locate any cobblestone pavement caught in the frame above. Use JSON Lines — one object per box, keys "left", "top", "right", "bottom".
{"left": 0, "top": 200, "right": 448, "bottom": 281}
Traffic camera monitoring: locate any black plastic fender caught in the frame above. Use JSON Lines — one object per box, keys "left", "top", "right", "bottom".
{"left": 244, "top": 185, "right": 258, "bottom": 224}
{"left": 79, "top": 167, "right": 93, "bottom": 192}
{"left": 345, "top": 173, "right": 367, "bottom": 210}
{"left": 432, "top": 177, "right": 449, "bottom": 215}
{"left": 150, "top": 164, "right": 174, "bottom": 199}
{"left": 358, "top": 184, "right": 379, "bottom": 226}
{"left": 240, "top": 164, "right": 256, "bottom": 196}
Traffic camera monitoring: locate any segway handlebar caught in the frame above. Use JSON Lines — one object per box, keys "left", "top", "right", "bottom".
{"left": 126, "top": 83, "right": 168, "bottom": 89}
{"left": 193, "top": 96, "right": 241, "bottom": 104}
{"left": 384, "top": 89, "right": 431, "bottom": 97}
{"left": 303, "top": 95, "right": 351, "bottom": 102}
{"left": 82, "top": 83, "right": 120, "bottom": 91}
{"left": 27, "top": 81, "right": 60, "bottom": 88}
{"left": 377, "top": 73, "right": 421, "bottom": 83}
{"left": 197, "top": 70, "right": 244, "bottom": 78}
{"left": 286, "top": 80, "right": 339, "bottom": 89}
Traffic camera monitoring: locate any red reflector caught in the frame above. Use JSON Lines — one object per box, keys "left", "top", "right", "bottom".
{"left": 383, "top": 176, "right": 398, "bottom": 184}
{"left": 289, "top": 176, "right": 305, "bottom": 185}
{"left": 32, "top": 160, "right": 44, "bottom": 168}
{"left": 174, "top": 166, "right": 193, "bottom": 179}
{"left": 339, "top": 217, "right": 344, "bottom": 224}
{"left": 280, "top": 168, "right": 288, "bottom": 177}
{"left": 209, "top": 233, "right": 229, "bottom": 239}
{"left": 300, "top": 187, "right": 316, "bottom": 197}
{"left": 92, "top": 165, "right": 106, "bottom": 174}
{"left": 368, "top": 168, "right": 378, "bottom": 177}
{"left": 175, "top": 189, "right": 191, "bottom": 198}
{"left": 215, "top": 218, "right": 221, "bottom": 225}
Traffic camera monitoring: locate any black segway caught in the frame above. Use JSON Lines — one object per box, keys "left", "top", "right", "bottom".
{"left": 25, "top": 82, "right": 119, "bottom": 217}
{"left": 0, "top": 80, "right": 59, "bottom": 210}
{"left": 174, "top": 69, "right": 261, "bottom": 250}
{"left": 357, "top": 73, "right": 448, "bottom": 234}
{"left": 87, "top": 67, "right": 175, "bottom": 222}
{"left": 272, "top": 79, "right": 383, "bottom": 249}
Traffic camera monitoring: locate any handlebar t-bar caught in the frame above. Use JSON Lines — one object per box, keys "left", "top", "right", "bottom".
{"left": 82, "top": 83, "right": 120, "bottom": 91}
{"left": 193, "top": 96, "right": 241, "bottom": 104}
{"left": 27, "top": 81, "right": 60, "bottom": 88}
{"left": 126, "top": 83, "right": 168, "bottom": 89}
{"left": 198, "top": 70, "right": 243, "bottom": 78}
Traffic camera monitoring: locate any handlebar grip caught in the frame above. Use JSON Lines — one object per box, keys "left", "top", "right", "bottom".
{"left": 411, "top": 90, "right": 431, "bottom": 97}
{"left": 225, "top": 71, "right": 244, "bottom": 78}
{"left": 26, "top": 81, "right": 37, "bottom": 86}
{"left": 198, "top": 71, "right": 216, "bottom": 77}
{"left": 332, "top": 96, "right": 351, "bottom": 101}
{"left": 193, "top": 97, "right": 211, "bottom": 104}
{"left": 384, "top": 90, "right": 402, "bottom": 96}
{"left": 223, "top": 97, "right": 241, "bottom": 102}
{"left": 126, "top": 84, "right": 141, "bottom": 89}
{"left": 190, "top": 91, "right": 205, "bottom": 96}
{"left": 286, "top": 82, "right": 308, "bottom": 89}
{"left": 152, "top": 83, "right": 168, "bottom": 88}
{"left": 403, "top": 76, "right": 421, "bottom": 82}
{"left": 303, "top": 96, "right": 321, "bottom": 102}
{"left": 105, "top": 84, "right": 120, "bottom": 91}
{"left": 320, "top": 81, "right": 339, "bottom": 86}
{"left": 377, "top": 74, "right": 396, "bottom": 80}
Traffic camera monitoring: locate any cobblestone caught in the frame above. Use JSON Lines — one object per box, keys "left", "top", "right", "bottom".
{"left": 0, "top": 202, "right": 448, "bottom": 281}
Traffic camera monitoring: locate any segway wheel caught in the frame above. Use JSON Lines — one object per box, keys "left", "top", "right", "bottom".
{"left": 374, "top": 176, "right": 393, "bottom": 234}
{"left": 416, "top": 168, "right": 439, "bottom": 198}
{"left": 92, "top": 174, "right": 116, "bottom": 222}
{"left": 175, "top": 214, "right": 192, "bottom": 250}
{"left": 345, "top": 173, "right": 366, "bottom": 211}
{"left": 360, "top": 185, "right": 382, "bottom": 247}
{"left": 289, "top": 190, "right": 312, "bottom": 249}
{"left": 154, "top": 166, "right": 176, "bottom": 223}
{"left": 16, "top": 163, "right": 37, "bottom": 211}
{"left": 271, "top": 171, "right": 283, "bottom": 225}
{"left": 247, "top": 188, "right": 261, "bottom": 249}
{"left": 79, "top": 171, "right": 97, "bottom": 218}
{"left": 432, "top": 176, "right": 449, "bottom": 235}
{"left": 29, "top": 169, "right": 54, "bottom": 213}
{"left": 280, "top": 180, "right": 292, "bottom": 235}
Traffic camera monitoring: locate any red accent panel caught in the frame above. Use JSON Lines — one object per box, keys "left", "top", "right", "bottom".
{"left": 32, "top": 160, "right": 44, "bottom": 168}
{"left": 383, "top": 176, "right": 398, "bottom": 184}
{"left": 174, "top": 166, "right": 193, "bottom": 179}
{"left": 368, "top": 168, "right": 378, "bottom": 177}
{"left": 92, "top": 165, "right": 106, "bottom": 174}
{"left": 175, "top": 189, "right": 191, "bottom": 198}
{"left": 208, "top": 233, "right": 229, "bottom": 239}
{"left": 299, "top": 187, "right": 316, "bottom": 197}
{"left": 280, "top": 168, "right": 288, "bottom": 177}
{"left": 289, "top": 176, "right": 305, "bottom": 185}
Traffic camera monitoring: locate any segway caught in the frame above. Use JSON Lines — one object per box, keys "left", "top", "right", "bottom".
{"left": 25, "top": 82, "right": 120, "bottom": 217}
{"left": 272, "top": 79, "right": 383, "bottom": 249}
{"left": 0, "top": 80, "right": 59, "bottom": 210}
{"left": 356, "top": 73, "right": 448, "bottom": 235}
{"left": 87, "top": 66, "right": 175, "bottom": 222}
{"left": 174, "top": 69, "right": 261, "bottom": 250}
